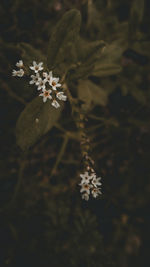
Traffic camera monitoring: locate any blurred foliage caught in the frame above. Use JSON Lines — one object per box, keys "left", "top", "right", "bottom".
{"left": 0, "top": 0, "right": 150, "bottom": 266}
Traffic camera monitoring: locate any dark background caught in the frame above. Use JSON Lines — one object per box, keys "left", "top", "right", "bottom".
{"left": 0, "top": 0, "right": 150, "bottom": 266}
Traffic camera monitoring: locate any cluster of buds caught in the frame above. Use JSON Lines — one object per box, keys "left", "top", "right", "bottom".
{"left": 12, "top": 60, "right": 67, "bottom": 108}
{"left": 79, "top": 170, "right": 102, "bottom": 201}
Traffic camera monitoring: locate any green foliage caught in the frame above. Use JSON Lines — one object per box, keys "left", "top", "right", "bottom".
{"left": 93, "top": 63, "right": 122, "bottom": 77}
{"left": 78, "top": 79, "right": 108, "bottom": 110}
{"left": 1, "top": 1, "right": 150, "bottom": 266}
{"left": 66, "top": 39, "right": 106, "bottom": 81}
{"left": 16, "top": 97, "right": 62, "bottom": 150}
{"left": 47, "top": 9, "right": 81, "bottom": 76}
{"left": 76, "top": 38, "right": 106, "bottom": 63}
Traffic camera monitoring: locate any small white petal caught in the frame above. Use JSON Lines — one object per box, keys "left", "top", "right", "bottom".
{"left": 52, "top": 86, "right": 57, "bottom": 91}
{"left": 15, "top": 69, "right": 24, "bottom": 77}
{"left": 91, "top": 177, "right": 102, "bottom": 187}
{"left": 56, "top": 83, "right": 61, "bottom": 87}
{"left": 43, "top": 97, "right": 47, "bottom": 103}
{"left": 16, "top": 60, "right": 23, "bottom": 68}
{"left": 29, "top": 80, "right": 34, "bottom": 84}
{"left": 91, "top": 188, "right": 102, "bottom": 198}
{"left": 51, "top": 100, "right": 60, "bottom": 108}
{"left": 49, "top": 71, "right": 53, "bottom": 77}
{"left": 82, "top": 193, "right": 89, "bottom": 201}
{"left": 43, "top": 72, "right": 47, "bottom": 77}
{"left": 50, "top": 76, "right": 53, "bottom": 84}
{"left": 12, "top": 70, "right": 17, "bottom": 76}
{"left": 54, "top": 77, "right": 59, "bottom": 83}
{"left": 80, "top": 184, "right": 91, "bottom": 194}
{"left": 56, "top": 92, "right": 67, "bottom": 101}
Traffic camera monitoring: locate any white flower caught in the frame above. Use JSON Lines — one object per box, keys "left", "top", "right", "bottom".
{"left": 79, "top": 171, "right": 92, "bottom": 185}
{"left": 51, "top": 100, "right": 60, "bottom": 109}
{"left": 37, "top": 78, "right": 46, "bottom": 91}
{"left": 80, "top": 183, "right": 91, "bottom": 195}
{"left": 12, "top": 69, "right": 24, "bottom": 77}
{"left": 29, "top": 73, "right": 41, "bottom": 85}
{"left": 39, "top": 89, "right": 52, "bottom": 103}
{"left": 43, "top": 71, "right": 62, "bottom": 90}
{"left": 91, "top": 176, "right": 102, "bottom": 188}
{"left": 56, "top": 92, "right": 67, "bottom": 101}
{"left": 30, "top": 61, "right": 43, "bottom": 73}
{"left": 50, "top": 76, "right": 61, "bottom": 90}
{"left": 43, "top": 71, "right": 52, "bottom": 83}
{"left": 16, "top": 60, "right": 24, "bottom": 68}
{"left": 91, "top": 187, "right": 101, "bottom": 198}
{"left": 82, "top": 193, "right": 89, "bottom": 201}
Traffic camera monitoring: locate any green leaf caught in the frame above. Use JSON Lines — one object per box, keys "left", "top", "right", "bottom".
{"left": 92, "top": 42, "right": 124, "bottom": 77}
{"left": 76, "top": 38, "right": 106, "bottom": 63}
{"left": 97, "top": 41, "right": 125, "bottom": 62}
{"left": 93, "top": 63, "right": 122, "bottom": 77}
{"left": 16, "top": 97, "right": 62, "bottom": 150}
{"left": 67, "top": 63, "right": 94, "bottom": 82}
{"left": 67, "top": 39, "right": 106, "bottom": 81}
{"left": 78, "top": 80, "right": 108, "bottom": 111}
{"left": 47, "top": 9, "right": 81, "bottom": 76}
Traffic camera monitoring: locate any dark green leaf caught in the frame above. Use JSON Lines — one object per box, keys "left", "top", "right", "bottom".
{"left": 16, "top": 97, "right": 62, "bottom": 150}
{"left": 92, "top": 42, "right": 124, "bottom": 77}
{"left": 67, "top": 39, "right": 106, "bottom": 81}
{"left": 93, "top": 63, "right": 122, "bottom": 77}
{"left": 47, "top": 9, "right": 81, "bottom": 76}
{"left": 67, "top": 63, "right": 94, "bottom": 81}
{"left": 68, "top": 41, "right": 124, "bottom": 80}
{"left": 78, "top": 80, "right": 108, "bottom": 111}
{"left": 76, "top": 38, "right": 106, "bottom": 63}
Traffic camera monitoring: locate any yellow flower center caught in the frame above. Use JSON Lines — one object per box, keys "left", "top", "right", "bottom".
{"left": 44, "top": 91, "right": 49, "bottom": 97}
{"left": 52, "top": 81, "right": 56, "bottom": 86}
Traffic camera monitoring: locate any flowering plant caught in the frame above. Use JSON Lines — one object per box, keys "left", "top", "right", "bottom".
{"left": 12, "top": 9, "right": 124, "bottom": 200}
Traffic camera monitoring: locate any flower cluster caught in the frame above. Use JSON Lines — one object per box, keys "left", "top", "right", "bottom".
{"left": 79, "top": 170, "right": 102, "bottom": 201}
{"left": 12, "top": 60, "right": 24, "bottom": 77}
{"left": 12, "top": 60, "right": 67, "bottom": 108}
